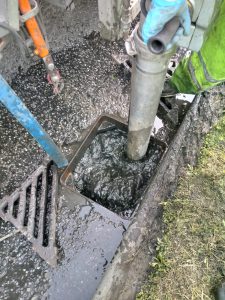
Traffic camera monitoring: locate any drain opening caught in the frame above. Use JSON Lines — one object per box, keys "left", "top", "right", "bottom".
{"left": 73, "top": 126, "right": 165, "bottom": 219}
{"left": 3, "top": 204, "right": 8, "bottom": 214}
{"left": 33, "top": 174, "right": 43, "bottom": 239}
{"left": 24, "top": 185, "right": 31, "bottom": 227}
{"left": 42, "top": 162, "right": 54, "bottom": 247}
{"left": 12, "top": 198, "right": 20, "bottom": 219}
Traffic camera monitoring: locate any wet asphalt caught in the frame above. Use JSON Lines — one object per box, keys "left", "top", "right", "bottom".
{"left": 0, "top": 25, "right": 132, "bottom": 300}
{"left": 0, "top": 33, "right": 130, "bottom": 199}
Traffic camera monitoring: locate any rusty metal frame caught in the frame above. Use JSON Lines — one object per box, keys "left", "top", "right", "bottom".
{"left": 60, "top": 114, "right": 128, "bottom": 189}
{"left": 60, "top": 114, "right": 167, "bottom": 194}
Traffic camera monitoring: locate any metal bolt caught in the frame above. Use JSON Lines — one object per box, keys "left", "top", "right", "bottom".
{"left": 51, "top": 75, "right": 59, "bottom": 82}
{"left": 47, "top": 63, "right": 55, "bottom": 71}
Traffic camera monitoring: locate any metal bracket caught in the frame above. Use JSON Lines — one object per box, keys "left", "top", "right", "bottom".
{"left": 19, "top": 0, "right": 39, "bottom": 23}
{"left": 125, "top": 24, "right": 138, "bottom": 56}
{"left": 98, "top": 0, "right": 140, "bottom": 40}
{"left": 130, "top": 0, "right": 140, "bottom": 20}
{"left": 178, "top": 0, "right": 216, "bottom": 51}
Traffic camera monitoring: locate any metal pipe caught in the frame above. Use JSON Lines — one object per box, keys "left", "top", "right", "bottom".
{"left": 127, "top": 0, "right": 195, "bottom": 160}
{"left": 0, "top": 75, "right": 68, "bottom": 168}
{"left": 140, "top": 0, "right": 148, "bottom": 17}
{"left": 147, "top": 16, "right": 180, "bottom": 54}
{"left": 127, "top": 29, "right": 175, "bottom": 160}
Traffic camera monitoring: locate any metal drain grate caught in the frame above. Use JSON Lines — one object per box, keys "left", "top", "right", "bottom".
{"left": 0, "top": 161, "right": 58, "bottom": 266}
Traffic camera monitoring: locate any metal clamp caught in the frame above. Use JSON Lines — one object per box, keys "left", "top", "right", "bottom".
{"left": 19, "top": 0, "right": 39, "bottom": 23}
{"left": 125, "top": 24, "right": 139, "bottom": 56}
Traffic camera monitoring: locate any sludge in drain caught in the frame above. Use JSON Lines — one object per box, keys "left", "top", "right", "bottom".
{"left": 73, "top": 128, "right": 165, "bottom": 219}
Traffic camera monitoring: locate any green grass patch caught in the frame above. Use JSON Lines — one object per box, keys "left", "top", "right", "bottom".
{"left": 137, "top": 116, "right": 225, "bottom": 300}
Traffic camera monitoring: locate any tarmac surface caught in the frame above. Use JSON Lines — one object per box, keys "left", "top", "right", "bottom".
{"left": 0, "top": 1, "right": 134, "bottom": 298}
{"left": 0, "top": 33, "right": 130, "bottom": 199}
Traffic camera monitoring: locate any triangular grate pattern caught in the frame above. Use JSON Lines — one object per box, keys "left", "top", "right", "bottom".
{"left": 0, "top": 161, "right": 58, "bottom": 266}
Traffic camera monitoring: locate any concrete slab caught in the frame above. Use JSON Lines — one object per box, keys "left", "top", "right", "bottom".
{"left": 45, "top": 188, "right": 129, "bottom": 300}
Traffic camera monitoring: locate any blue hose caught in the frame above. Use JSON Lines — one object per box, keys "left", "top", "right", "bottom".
{"left": 0, "top": 75, "right": 68, "bottom": 168}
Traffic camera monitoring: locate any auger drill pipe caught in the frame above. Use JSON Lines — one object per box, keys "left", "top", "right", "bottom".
{"left": 127, "top": 8, "right": 176, "bottom": 160}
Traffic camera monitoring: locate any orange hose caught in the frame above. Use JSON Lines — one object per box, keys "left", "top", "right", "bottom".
{"left": 19, "top": 0, "right": 49, "bottom": 58}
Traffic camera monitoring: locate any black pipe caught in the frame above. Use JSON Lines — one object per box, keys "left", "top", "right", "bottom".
{"left": 147, "top": 17, "right": 180, "bottom": 54}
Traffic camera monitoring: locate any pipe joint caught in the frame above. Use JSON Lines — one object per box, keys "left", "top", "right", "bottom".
{"left": 133, "top": 28, "right": 175, "bottom": 73}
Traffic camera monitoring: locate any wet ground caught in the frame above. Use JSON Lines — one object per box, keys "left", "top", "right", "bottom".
{"left": 0, "top": 190, "right": 129, "bottom": 300}
{"left": 0, "top": 31, "right": 187, "bottom": 297}
{"left": 0, "top": 3, "right": 193, "bottom": 298}
{"left": 0, "top": 33, "right": 130, "bottom": 199}
{"left": 0, "top": 33, "right": 131, "bottom": 299}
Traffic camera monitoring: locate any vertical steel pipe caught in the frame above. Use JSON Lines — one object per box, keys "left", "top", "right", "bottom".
{"left": 127, "top": 29, "right": 175, "bottom": 160}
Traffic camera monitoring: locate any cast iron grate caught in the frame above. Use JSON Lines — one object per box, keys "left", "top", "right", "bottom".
{"left": 0, "top": 161, "right": 58, "bottom": 266}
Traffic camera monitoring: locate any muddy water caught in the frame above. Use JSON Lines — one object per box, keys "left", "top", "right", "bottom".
{"left": 73, "top": 129, "right": 165, "bottom": 218}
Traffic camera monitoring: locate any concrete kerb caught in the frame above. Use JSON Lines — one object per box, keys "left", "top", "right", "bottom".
{"left": 93, "top": 92, "right": 225, "bottom": 300}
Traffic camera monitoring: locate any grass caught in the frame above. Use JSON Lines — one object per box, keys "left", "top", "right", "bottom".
{"left": 137, "top": 116, "right": 225, "bottom": 300}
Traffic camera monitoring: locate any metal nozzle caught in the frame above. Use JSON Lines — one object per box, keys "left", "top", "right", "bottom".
{"left": 147, "top": 17, "right": 180, "bottom": 54}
